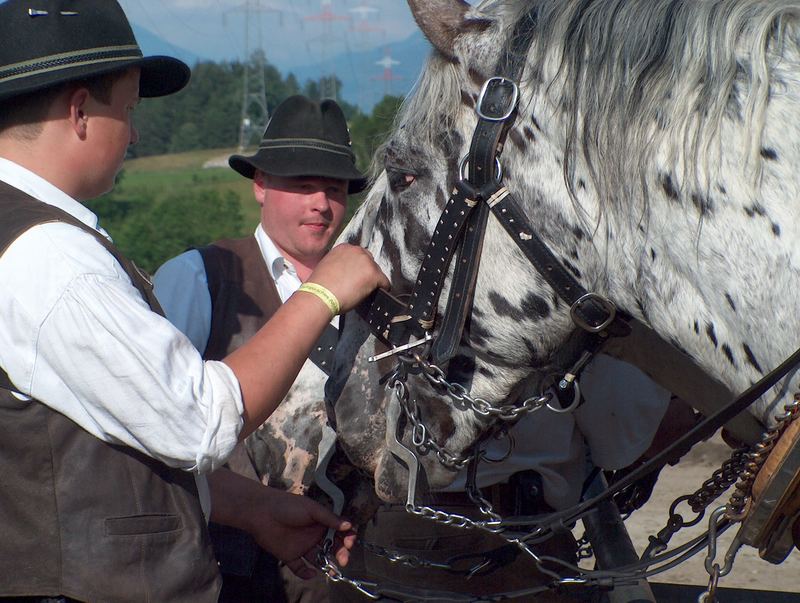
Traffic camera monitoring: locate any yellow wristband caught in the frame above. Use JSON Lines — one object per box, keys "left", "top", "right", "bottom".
{"left": 297, "top": 282, "right": 340, "bottom": 317}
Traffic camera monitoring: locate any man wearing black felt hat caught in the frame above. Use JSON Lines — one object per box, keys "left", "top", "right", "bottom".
{"left": 0, "top": 2, "right": 387, "bottom": 602}
{"left": 153, "top": 94, "right": 368, "bottom": 603}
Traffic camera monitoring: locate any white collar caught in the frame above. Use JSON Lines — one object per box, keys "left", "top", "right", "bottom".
{"left": 0, "top": 157, "right": 102, "bottom": 232}
{"left": 254, "top": 223, "right": 297, "bottom": 281}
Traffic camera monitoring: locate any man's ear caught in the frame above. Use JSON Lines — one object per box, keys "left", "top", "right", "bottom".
{"left": 68, "top": 87, "right": 91, "bottom": 139}
{"left": 253, "top": 170, "right": 267, "bottom": 207}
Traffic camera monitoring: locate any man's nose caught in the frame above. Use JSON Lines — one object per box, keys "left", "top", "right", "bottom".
{"left": 309, "top": 189, "right": 331, "bottom": 211}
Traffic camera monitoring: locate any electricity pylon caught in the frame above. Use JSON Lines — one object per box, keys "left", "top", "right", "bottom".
{"left": 224, "top": 0, "right": 281, "bottom": 150}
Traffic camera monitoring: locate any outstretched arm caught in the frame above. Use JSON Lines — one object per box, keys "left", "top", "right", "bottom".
{"left": 224, "top": 243, "right": 389, "bottom": 439}
{"left": 208, "top": 467, "right": 356, "bottom": 578}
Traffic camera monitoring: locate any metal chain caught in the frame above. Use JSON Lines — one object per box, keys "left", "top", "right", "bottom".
{"left": 407, "top": 502, "right": 504, "bottom": 532}
{"left": 361, "top": 541, "right": 452, "bottom": 571}
{"left": 687, "top": 447, "right": 750, "bottom": 513}
{"left": 404, "top": 354, "right": 552, "bottom": 421}
{"left": 727, "top": 395, "right": 800, "bottom": 518}
{"left": 390, "top": 375, "right": 472, "bottom": 469}
{"left": 318, "top": 548, "right": 381, "bottom": 601}
{"left": 642, "top": 446, "right": 750, "bottom": 560}
{"left": 384, "top": 353, "right": 551, "bottom": 469}
{"left": 327, "top": 352, "right": 800, "bottom": 601}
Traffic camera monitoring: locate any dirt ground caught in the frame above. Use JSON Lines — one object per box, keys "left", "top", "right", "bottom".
{"left": 620, "top": 433, "right": 800, "bottom": 595}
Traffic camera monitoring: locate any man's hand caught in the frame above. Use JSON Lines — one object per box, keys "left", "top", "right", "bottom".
{"left": 208, "top": 468, "right": 356, "bottom": 579}
{"left": 306, "top": 243, "right": 390, "bottom": 314}
{"left": 249, "top": 486, "right": 356, "bottom": 579}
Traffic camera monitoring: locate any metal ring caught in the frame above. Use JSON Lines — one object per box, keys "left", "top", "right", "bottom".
{"left": 569, "top": 292, "right": 617, "bottom": 333}
{"left": 458, "top": 155, "right": 503, "bottom": 184}
{"left": 546, "top": 380, "right": 581, "bottom": 414}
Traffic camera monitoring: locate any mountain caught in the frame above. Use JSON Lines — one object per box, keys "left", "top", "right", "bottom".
{"left": 285, "top": 30, "right": 431, "bottom": 110}
{"left": 132, "top": 23, "right": 431, "bottom": 111}
{"left": 133, "top": 24, "right": 205, "bottom": 67}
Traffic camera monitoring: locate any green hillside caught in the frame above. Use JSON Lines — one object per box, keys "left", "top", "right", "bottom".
{"left": 89, "top": 146, "right": 372, "bottom": 274}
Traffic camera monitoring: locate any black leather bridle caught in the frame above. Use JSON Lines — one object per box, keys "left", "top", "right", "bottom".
{"left": 354, "top": 8, "right": 630, "bottom": 410}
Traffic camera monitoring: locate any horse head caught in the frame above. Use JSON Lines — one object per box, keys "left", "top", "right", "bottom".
{"left": 329, "top": 0, "right": 800, "bottom": 503}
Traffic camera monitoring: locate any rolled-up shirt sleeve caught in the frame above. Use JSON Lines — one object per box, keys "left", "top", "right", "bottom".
{"left": 0, "top": 223, "right": 244, "bottom": 474}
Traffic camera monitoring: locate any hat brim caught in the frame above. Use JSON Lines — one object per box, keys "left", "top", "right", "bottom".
{"left": 0, "top": 55, "right": 189, "bottom": 103}
{"left": 229, "top": 147, "right": 368, "bottom": 194}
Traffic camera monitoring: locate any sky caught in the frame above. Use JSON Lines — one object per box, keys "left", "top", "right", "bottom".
{"left": 118, "top": 0, "right": 421, "bottom": 70}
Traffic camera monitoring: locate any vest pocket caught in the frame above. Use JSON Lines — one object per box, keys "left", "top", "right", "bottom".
{"left": 105, "top": 513, "right": 182, "bottom": 535}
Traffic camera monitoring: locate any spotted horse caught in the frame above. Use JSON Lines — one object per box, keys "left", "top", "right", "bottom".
{"left": 311, "top": 0, "right": 800, "bottom": 600}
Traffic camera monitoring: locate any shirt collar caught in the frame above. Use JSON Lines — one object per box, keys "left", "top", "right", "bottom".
{"left": 0, "top": 158, "right": 103, "bottom": 232}
{"left": 254, "top": 223, "right": 296, "bottom": 282}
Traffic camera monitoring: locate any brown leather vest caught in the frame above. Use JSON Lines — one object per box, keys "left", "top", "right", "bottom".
{"left": 198, "top": 236, "right": 283, "bottom": 361}
{"left": 199, "top": 236, "right": 287, "bottom": 577}
{"left": 0, "top": 182, "right": 221, "bottom": 602}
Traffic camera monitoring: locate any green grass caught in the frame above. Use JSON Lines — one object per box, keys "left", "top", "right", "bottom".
{"left": 108, "top": 146, "right": 367, "bottom": 231}
{"left": 111, "top": 147, "right": 261, "bottom": 226}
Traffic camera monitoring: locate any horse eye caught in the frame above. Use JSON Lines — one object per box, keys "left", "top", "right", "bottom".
{"left": 386, "top": 168, "right": 416, "bottom": 193}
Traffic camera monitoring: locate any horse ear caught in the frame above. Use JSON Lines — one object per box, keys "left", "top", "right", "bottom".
{"left": 407, "top": 0, "right": 488, "bottom": 60}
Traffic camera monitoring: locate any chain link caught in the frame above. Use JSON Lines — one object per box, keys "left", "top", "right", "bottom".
{"left": 391, "top": 377, "right": 472, "bottom": 469}
{"left": 317, "top": 549, "right": 381, "bottom": 600}
{"left": 407, "top": 502, "right": 504, "bottom": 532}
{"left": 727, "top": 396, "right": 800, "bottom": 518}
{"left": 414, "top": 356, "right": 552, "bottom": 421}
{"left": 361, "top": 541, "right": 452, "bottom": 570}
{"left": 687, "top": 448, "right": 749, "bottom": 514}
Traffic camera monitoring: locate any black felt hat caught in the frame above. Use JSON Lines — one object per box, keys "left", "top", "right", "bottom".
{"left": 0, "top": 0, "right": 190, "bottom": 103}
{"left": 229, "top": 95, "right": 367, "bottom": 194}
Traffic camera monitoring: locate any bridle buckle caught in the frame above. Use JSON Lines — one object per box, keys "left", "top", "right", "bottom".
{"left": 476, "top": 76, "right": 519, "bottom": 122}
{"left": 570, "top": 293, "right": 617, "bottom": 333}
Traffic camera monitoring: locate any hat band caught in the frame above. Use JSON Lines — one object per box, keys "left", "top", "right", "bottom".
{"left": 259, "top": 138, "right": 355, "bottom": 159}
{"left": 0, "top": 45, "right": 143, "bottom": 84}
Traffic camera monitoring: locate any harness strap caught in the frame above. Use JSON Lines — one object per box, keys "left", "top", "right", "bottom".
{"left": 430, "top": 11, "right": 540, "bottom": 365}
{"left": 406, "top": 181, "right": 486, "bottom": 331}
{"left": 431, "top": 199, "right": 490, "bottom": 365}
{"left": 489, "top": 190, "right": 631, "bottom": 338}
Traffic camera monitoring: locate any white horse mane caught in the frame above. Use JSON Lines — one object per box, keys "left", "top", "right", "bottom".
{"left": 396, "top": 0, "right": 800, "bottom": 214}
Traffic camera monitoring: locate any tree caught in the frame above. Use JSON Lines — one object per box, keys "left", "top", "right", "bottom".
{"left": 91, "top": 190, "right": 245, "bottom": 274}
{"left": 349, "top": 95, "right": 404, "bottom": 174}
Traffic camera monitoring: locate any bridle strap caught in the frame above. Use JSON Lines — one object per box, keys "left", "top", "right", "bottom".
{"left": 430, "top": 12, "right": 541, "bottom": 365}
{"left": 489, "top": 190, "right": 631, "bottom": 337}
{"left": 430, "top": 199, "right": 490, "bottom": 364}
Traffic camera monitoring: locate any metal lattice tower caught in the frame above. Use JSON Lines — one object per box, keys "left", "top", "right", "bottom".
{"left": 225, "top": 0, "right": 280, "bottom": 151}
{"left": 304, "top": 0, "right": 349, "bottom": 101}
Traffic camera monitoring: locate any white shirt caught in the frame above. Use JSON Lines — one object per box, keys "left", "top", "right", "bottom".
{"left": 0, "top": 159, "right": 244, "bottom": 479}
